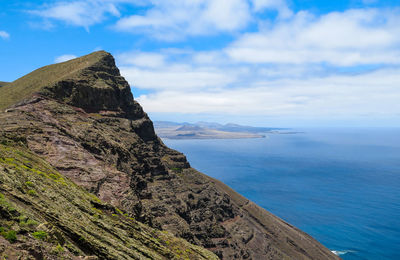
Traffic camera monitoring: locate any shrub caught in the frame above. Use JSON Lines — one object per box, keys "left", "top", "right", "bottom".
{"left": 2, "top": 230, "right": 17, "bottom": 243}
{"left": 19, "top": 218, "right": 38, "bottom": 228}
{"left": 19, "top": 215, "right": 27, "bottom": 222}
{"left": 115, "top": 208, "right": 124, "bottom": 215}
{"left": 27, "top": 190, "right": 36, "bottom": 196}
{"left": 48, "top": 174, "right": 58, "bottom": 180}
{"left": 26, "top": 219, "right": 38, "bottom": 227}
{"left": 25, "top": 181, "right": 34, "bottom": 187}
{"left": 52, "top": 244, "right": 64, "bottom": 255}
{"left": 32, "top": 231, "right": 48, "bottom": 240}
{"left": 0, "top": 193, "right": 17, "bottom": 213}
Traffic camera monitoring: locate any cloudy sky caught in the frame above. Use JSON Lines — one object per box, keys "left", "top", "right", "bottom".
{"left": 1, "top": 0, "right": 400, "bottom": 127}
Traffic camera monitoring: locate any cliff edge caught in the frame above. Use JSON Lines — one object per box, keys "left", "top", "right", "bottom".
{"left": 0, "top": 51, "right": 339, "bottom": 259}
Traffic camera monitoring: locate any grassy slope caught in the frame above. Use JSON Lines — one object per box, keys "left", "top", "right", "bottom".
{"left": 0, "top": 51, "right": 108, "bottom": 111}
{"left": 0, "top": 139, "right": 217, "bottom": 260}
{"left": 0, "top": 82, "right": 9, "bottom": 87}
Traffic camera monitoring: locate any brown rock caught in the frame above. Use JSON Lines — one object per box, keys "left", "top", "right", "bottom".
{"left": 0, "top": 51, "right": 339, "bottom": 260}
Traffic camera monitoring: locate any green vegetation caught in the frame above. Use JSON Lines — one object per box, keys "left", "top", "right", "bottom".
{"left": 115, "top": 207, "right": 124, "bottom": 215}
{"left": 89, "top": 193, "right": 101, "bottom": 203}
{"left": 52, "top": 244, "right": 64, "bottom": 255}
{"left": 27, "top": 189, "right": 36, "bottom": 196}
{"left": 1, "top": 229, "right": 17, "bottom": 243}
{"left": 0, "top": 142, "right": 218, "bottom": 259}
{"left": 32, "top": 231, "right": 48, "bottom": 240}
{"left": 19, "top": 217, "right": 38, "bottom": 228}
{"left": 0, "top": 193, "right": 16, "bottom": 213}
{"left": 48, "top": 173, "right": 58, "bottom": 180}
{"left": 25, "top": 181, "right": 34, "bottom": 187}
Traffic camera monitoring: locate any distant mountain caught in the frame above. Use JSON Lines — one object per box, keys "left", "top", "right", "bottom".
{"left": 176, "top": 125, "right": 205, "bottom": 131}
{"left": 154, "top": 121, "right": 286, "bottom": 139}
{"left": 195, "top": 121, "right": 224, "bottom": 129}
{"left": 212, "top": 123, "right": 285, "bottom": 133}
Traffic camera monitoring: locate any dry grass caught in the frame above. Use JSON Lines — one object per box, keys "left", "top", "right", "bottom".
{"left": 0, "top": 51, "right": 108, "bottom": 111}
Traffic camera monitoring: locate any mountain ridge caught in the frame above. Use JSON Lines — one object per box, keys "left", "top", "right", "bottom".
{"left": 1, "top": 51, "right": 110, "bottom": 110}
{"left": 154, "top": 121, "right": 286, "bottom": 139}
{"left": 0, "top": 51, "right": 339, "bottom": 259}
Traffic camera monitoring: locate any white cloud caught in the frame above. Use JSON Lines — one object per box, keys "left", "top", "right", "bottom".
{"left": 202, "top": 0, "right": 251, "bottom": 31}
{"left": 117, "top": 49, "right": 400, "bottom": 122}
{"left": 114, "top": 0, "right": 251, "bottom": 40}
{"left": 0, "top": 31, "right": 10, "bottom": 39}
{"left": 192, "top": 51, "right": 227, "bottom": 65}
{"left": 31, "top": 0, "right": 121, "bottom": 29}
{"left": 55, "top": 54, "right": 78, "bottom": 63}
{"left": 227, "top": 8, "right": 400, "bottom": 66}
{"left": 113, "top": 6, "right": 400, "bottom": 126}
{"left": 252, "top": 0, "right": 293, "bottom": 19}
{"left": 118, "top": 52, "right": 166, "bottom": 68}
{"left": 118, "top": 50, "right": 239, "bottom": 90}
{"left": 121, "top": 65, "right": 236, "bottom": 91}
{"left": 31, "top": 0, "right": 252, "bottom": 37}
{"left": 135, "top": 68, "right": 400, "bottom": 118}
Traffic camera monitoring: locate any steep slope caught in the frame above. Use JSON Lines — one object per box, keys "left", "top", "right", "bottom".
{"left": 0, "top": 139, "right": 217, "bottom": 259}
{"left": 0, "top": 51, "right": 339, "bottom": 259}
{"left": 0, "top": 53, "right": 118, "bottom": 110}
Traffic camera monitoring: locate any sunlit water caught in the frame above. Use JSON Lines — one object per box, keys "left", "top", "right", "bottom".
{"left": 164, "top": 128, "right": 400, "bottom": 260}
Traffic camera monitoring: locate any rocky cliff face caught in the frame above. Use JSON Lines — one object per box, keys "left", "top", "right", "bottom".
{"left": 0, "top": 138, "right": 217, "bottom": 259}
{"left": 0, "top": 51, "right": 339, "bottom": 259}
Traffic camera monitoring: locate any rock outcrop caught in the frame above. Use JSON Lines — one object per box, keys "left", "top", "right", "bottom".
{"left": 0, "top": 51, "right": 339, "bottom": 259}
{"left": 0, "top": 139, "right": 218, "bottom": 259}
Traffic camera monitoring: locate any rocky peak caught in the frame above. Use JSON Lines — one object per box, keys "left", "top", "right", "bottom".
{"left": 1, "top": 51, "right": 145, "bottom": 120}
{"left": 42, "top": 51, "right": 146, "bottom": 120}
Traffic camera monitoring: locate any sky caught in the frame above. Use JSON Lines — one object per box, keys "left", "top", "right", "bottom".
{"left": 1, "top": 0, "right": 400, "bottom": 127}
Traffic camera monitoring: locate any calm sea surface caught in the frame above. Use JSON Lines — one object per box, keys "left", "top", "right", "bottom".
{"left": 164, "top": 128, "right": 400, "bottom": 260}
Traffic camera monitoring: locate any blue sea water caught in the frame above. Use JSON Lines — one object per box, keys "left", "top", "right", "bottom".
{"left": 163, "top": 128, "right": 400, "bottom": 260}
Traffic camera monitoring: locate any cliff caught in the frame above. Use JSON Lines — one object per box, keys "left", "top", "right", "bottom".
{"left": 0, "top": 51, "right": 339, "bottom": 259}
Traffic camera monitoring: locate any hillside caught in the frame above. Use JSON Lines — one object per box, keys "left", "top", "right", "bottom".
{"left": 0, "top": 51, "right": 339, "bottom": 259}
{"left": 0, "top": 139, "right": 217, "bottom": 259}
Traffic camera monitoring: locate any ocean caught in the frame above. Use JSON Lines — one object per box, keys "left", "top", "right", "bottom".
{"left": 163, "top": 128, "right": 400, "bottom": 260}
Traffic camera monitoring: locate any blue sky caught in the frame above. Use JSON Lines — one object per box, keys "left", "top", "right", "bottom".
{"left": 1, "top": 0, "right": 400, "bottom": 127}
